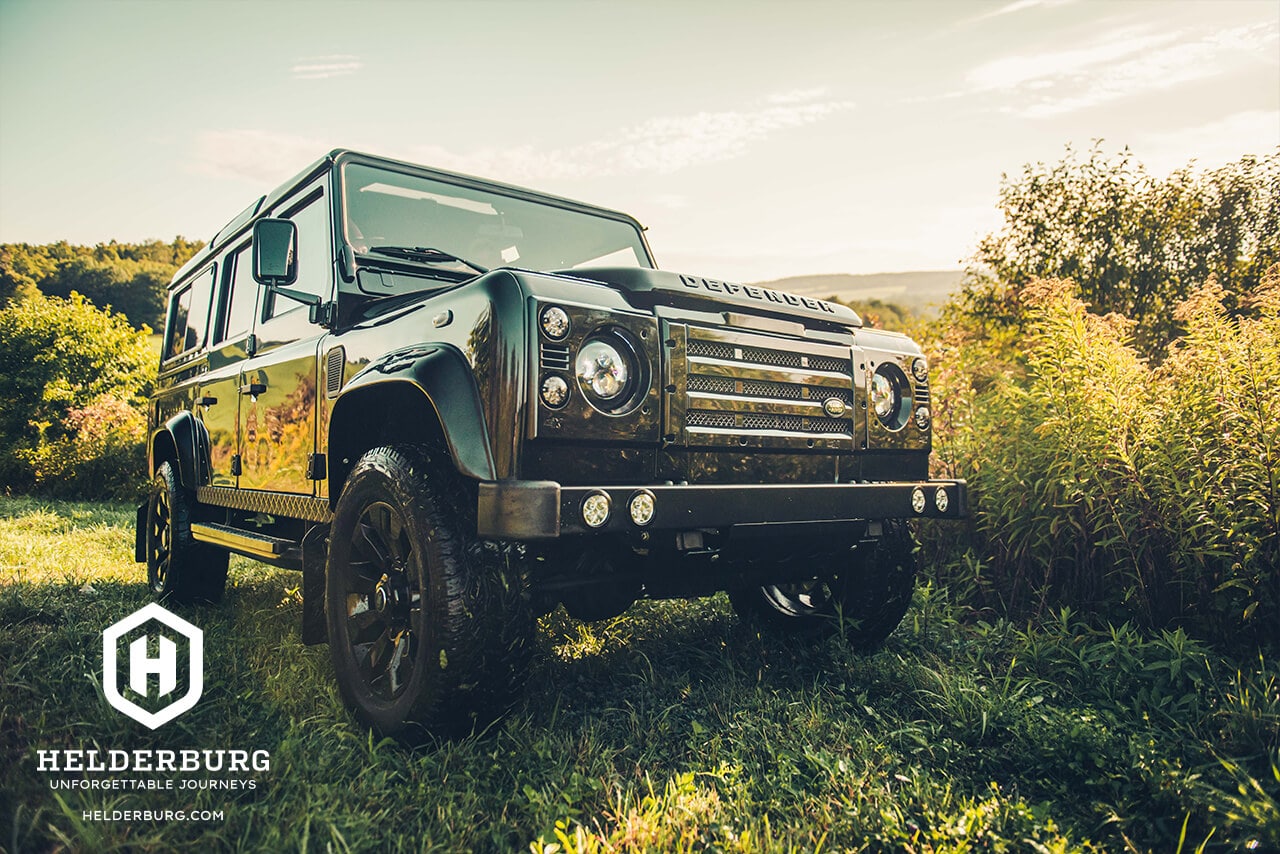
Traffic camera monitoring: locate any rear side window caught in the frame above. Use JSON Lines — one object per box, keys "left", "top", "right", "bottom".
{"left": 163, "top": 287, "right": 192, "bottom": 361}
{"left": 163, "top": 266, "right": 215, "bottom": 361}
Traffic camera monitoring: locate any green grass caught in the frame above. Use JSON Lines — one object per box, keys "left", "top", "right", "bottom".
{"left": 1, "top": 497, "right": 1277, "bottom": 852}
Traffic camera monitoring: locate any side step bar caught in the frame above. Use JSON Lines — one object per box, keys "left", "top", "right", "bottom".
{"left": 190, "top": 522, "right": 301, "bottom": 568}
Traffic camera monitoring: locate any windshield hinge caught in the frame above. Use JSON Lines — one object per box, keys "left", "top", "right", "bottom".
{"left": 310, "top": 301, "right": 337, "bottom": 328}
{"left": 339, "top": 245, "right": 357, "bottom": 282}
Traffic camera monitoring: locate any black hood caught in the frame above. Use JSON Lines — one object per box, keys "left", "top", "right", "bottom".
{"left": 551, "top": 267, "right": 862, "bottom": 328}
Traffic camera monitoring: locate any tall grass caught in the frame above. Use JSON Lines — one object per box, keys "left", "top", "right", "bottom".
{"left": 923, "top": 268, "right": 1280, "bottom": 645}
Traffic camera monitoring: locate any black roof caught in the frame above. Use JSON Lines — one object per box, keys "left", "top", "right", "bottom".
{"left": 171, "top": 149, "right": 647, "bottom": 287}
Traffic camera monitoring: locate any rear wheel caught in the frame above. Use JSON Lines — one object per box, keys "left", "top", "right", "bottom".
{"left": 146, "top": 461, "right": 229, "bottom": 604}
{"left": 325, "top": 445, "right": 533, "bottom": 738}
{"left": 729, "top": 521, "right": 917, "bottom": 649}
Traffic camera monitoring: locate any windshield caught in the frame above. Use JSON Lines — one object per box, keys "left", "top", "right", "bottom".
{"left": 341, "top": 163, "right": 652, "bottom": 279}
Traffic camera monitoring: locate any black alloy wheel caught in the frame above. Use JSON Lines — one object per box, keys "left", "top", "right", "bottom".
{"left": 325, "top": 445, "right": 534, "bottom": 739}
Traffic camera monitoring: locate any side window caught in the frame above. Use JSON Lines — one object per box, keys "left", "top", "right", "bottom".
{"left": 263, "top": 188, "right": 331, "bottom": 321}
{"left": 217, "top": 245, "right": 259, "bottom": 343}
{"left": 162, "top": 266, "right": 216, "bottom": 361}
{"left": 186, "top": 266, "right": 215, "bottom": 352}
{"left": 163, "top": 286, "right": 193, "bottom": 361}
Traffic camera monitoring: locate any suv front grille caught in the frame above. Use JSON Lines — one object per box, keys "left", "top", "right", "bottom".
{"left": 671, "top": 324, "right": 856, "bottom": 449}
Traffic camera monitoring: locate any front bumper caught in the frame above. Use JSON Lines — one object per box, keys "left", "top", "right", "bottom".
{"left": 477, "top": 478, "right": 967, "bottom": 539}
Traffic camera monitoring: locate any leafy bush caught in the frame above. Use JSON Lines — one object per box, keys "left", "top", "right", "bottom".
{"left": 923, "top": 269, "right": 1280, "bottom": 646}
{"left": 0, "top": 292, "right": 153, "bottom": 499}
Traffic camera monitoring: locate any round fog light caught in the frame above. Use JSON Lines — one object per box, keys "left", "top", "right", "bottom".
{"left": 935, "top": 488, "right": 949, "bottom": 513}
{"left": 541, "top": 375, "right": 569, "bottom": 408}
{"left": 541, "top": 306, "right": 570, "bottom": 340}
{"left": 911, "top": 487, "right": 926, "bottom": 514}
{"left": 628, "top": 491, "right": 655, "bottom": 526}
{"left": 582, "top": 492, "right": 611, "bottom": 528}
{"left": 912, "top": 358, "right": 929, "bottom": 382}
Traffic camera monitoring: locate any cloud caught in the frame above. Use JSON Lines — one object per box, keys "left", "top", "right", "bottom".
{"left": 402, "top": 93, "right": 854, "bottom": 182}
{"left": 966, "top": 21, "right": 1279, "bottom": 117}
{"left": 193, "top": 92, "right": 854, "bottom": 188}
{"left": 291, "top": 55, "right": 362, "bottom": 80}
{"left": 969, "top": 0, "right": 1077, "bottom": 23}
{"left": 766, "top": 87, "right": 832, "bottom": 105}
{"left": 192, "top": 129, "right": 328, "bottom": 185}
{"left": 1135, "top": 110, "right": 1280, "bottom": 176}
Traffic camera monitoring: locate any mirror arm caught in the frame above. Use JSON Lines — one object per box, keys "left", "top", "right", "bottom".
{"left": 268, "top": 284, "right": 322, "bottom": 307}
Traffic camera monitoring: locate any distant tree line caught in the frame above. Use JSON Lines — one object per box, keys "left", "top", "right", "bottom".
{"left": 0, "top": 237, "right": 203, "bottom": 330}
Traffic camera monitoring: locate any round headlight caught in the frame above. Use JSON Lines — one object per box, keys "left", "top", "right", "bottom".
{"left": 577, "top": 339, "right": 631, "bottom": 401}
{"left": 871, "top": 372, "right": 896, "bottom": 419}
{"left": 540, "top": 306, "right": 570, "bottom": 340}
{"left": 541, "top": 375, "right": 569, "bottom": 408}
{"left": 870, "top": 364, "right": 912, "bottom": 431}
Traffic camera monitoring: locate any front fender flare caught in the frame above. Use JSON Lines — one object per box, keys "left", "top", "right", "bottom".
{"left": 334, "top": 344, "right": 496, "bottom": 482}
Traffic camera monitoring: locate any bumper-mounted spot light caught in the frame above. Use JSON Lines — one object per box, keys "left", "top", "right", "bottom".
{"left": 628, "top": 490, "right": 656, "bottom": 526}
{"left": 581, "top": 491, "right": 611, "bottom": 528}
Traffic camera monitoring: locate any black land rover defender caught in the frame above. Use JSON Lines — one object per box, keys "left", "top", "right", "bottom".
{"left": 139, "top": 150, "right": 966, "bottom": 736}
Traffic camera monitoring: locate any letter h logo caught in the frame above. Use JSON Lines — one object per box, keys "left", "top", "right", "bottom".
{"left": 103, "top": 603, "right": 203, "bottom": 729}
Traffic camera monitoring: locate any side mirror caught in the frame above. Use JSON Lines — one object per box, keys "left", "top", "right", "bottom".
{"left": 252, "top": 218, "right": 298, "bottom": 287}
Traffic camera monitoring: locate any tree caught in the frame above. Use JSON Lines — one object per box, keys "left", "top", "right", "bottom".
{"left": 970, "top": 145, "right": 1280, "bottom": 356}
{"left": 0, "top": 237, "right": 204, "bottom": 327}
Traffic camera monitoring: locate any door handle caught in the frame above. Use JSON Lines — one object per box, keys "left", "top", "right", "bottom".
{"left": 239, "top": 382, "right": 267, "bottom": 396}
{"left": 196, "top": 395, "right": 218, "bottom": 407}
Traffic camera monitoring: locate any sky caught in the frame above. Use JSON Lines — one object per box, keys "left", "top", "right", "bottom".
{"left": 0, "top": 0, "right": 1276, "bottom": 283}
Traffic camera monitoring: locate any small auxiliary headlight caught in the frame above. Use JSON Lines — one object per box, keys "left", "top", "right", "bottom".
{"left": 911, "top": 487, "right": 926, "bottom": 514}
{"left": 540, "top": 306, "right": 571, "bottom": 340}
{"left": 541, "top": 375, "right": 569, "bottom": 408}
{"left": 912, "top": 358, "right": 929, "bottom": 382}
{"left": 628, "top": 490, "right": 656, "bottom": 526}
{"left": 935, "top": 488, "right": 949, "bottom": 513}
{"left": 582, "top": 492, "right": 611, "bottom": 528}
{"left": 914, "top": 405, "right": 931, "bottom": 431}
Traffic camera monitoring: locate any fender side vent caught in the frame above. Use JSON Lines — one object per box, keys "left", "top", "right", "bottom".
{"left": 326, "top": 347, "right": 345, "bottom": 397}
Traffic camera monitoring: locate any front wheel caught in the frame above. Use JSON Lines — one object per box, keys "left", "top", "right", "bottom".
{"left": 325, "top": 445, "right": 533, "bottom": 739}
{"left": 729, "top": 521, "right": 917, "bottom": 649}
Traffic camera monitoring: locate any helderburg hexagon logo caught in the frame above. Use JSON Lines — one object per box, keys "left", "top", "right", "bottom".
{"left": 102, "top": 603, "right": 203, "bottom": 729}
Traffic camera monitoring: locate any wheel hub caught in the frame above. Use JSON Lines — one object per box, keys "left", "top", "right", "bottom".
{"left": 373, "top": 573, "right": 408, "bottom": 619}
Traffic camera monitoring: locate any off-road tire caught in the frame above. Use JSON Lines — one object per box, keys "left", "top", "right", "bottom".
{"left": 325, "top": 445, "right": 533, "bottom": 739}
{"left": 146, "top": 461, "right": 229, "bottom": 604}
{"left": 729, "top": 520, "right": 917, "bottom": 649}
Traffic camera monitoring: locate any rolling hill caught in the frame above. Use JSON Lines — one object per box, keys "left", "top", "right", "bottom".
{"left": 748, "top": 271, "right": 965, "bottom": 315}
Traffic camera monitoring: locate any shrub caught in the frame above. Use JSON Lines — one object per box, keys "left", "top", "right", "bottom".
{"left": 922, "top": 268, "right": 1279, "bottom": 646}
{"left": 0, "top": 292, "right": 153, "bottom": 499}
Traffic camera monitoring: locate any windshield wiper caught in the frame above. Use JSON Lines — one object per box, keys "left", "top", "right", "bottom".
{"left": 365, "top": 246, "right": 489, "bottom": 275}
